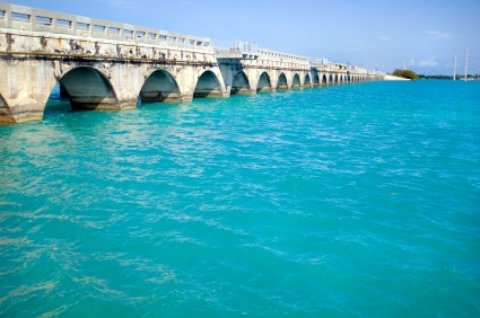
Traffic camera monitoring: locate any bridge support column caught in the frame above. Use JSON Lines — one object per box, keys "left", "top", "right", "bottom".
{"left": 140, "top": 93, "right": 193, "bottom": 104}
{"left": 69, "top": 97, "right": 136, "bottom": 111}
{"left": 231, "top": 88, "right": 257, "bottom": 96}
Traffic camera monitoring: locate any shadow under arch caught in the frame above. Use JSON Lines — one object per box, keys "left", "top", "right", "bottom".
{"left": 329, "top": 74, "right": 333, "bottom": 85}
{"left": 292, "top": 73, "right": 301, "bottom": 89}
{"left": 277, "top": 73, "right": 288, "bottom": 91}
{"left": 0, "top": 93, "right": 9, "bottom": 119}
{"left": 231, "top": 71, "right": 251, "bottom": 95}
{"left": 45, "top": 66, "right": 118, "bottom": 115}
{"left": 313, "top": 73, "right": 320, "bottom": 86}
{"left": 257, "top": 72, "right": 272, "bottom": 92}
{"left": 322, "top": 74, "right": 328, "bottom": 86}
{"left": 304, "top": 74, "right": 312, "bottom": 88}
{"left": 194, "top": 70, "right": 223, "bottom": 98}
{"left": 139, "top": 69, "right": 182, "bottom": 104}
{"left": 0, "top": 93, "right": 7, "bottom": 109}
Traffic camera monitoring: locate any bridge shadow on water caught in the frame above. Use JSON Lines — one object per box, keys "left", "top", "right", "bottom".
{"left": 44, "top": 82, "right": 77, "bottom": 120}
{"left": 44, "top": 98, "right": 73, "bottom": 118}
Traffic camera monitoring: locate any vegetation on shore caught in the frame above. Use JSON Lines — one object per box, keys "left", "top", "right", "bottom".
{"left": 392, "top": 69, "right": 418, "bottom": 80}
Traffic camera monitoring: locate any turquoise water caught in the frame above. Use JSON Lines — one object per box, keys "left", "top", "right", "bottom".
{"left": 1, "top": 80, "right": 479, "bottom": 317}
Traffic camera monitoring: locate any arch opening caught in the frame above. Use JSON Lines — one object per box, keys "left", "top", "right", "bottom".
{"left": 304, "top": 74, "right": 312, "bottom": 88}
{"left": 140, "top": 69, "right": 181, "bottom": 104}
{"left": 0, "top": 94, "right": 7, "bottom": 109}
{"left": 194, "top": 71, "right": 223, "bottom": 98}
{"left": 0, "top": 94, "right": 9, "bottom": 119}
{"left": 292, "top": 74, "right": 301, "bottom": 89}
{"left": 322, "top": 74, "right": 328, "bottom": 86}
{"left": 329, "top": 74, "right": 333, "bottom": 85}
{"left": 257, "top": 72, "right": 272, "bottom": 92}
{"left": 44, "top": 67, "right": 118, "bottom": 115}
{"left": 231, "top": 71, "right": 251, "bottom": 95}
{"left": 313, "top": 72, "right": 320, "bottom": 86}
{"left": 334, "top": 74, "right": 339, "bottom": 84}
{"left": 277, "top": 73, "right": 288, "bottom": 91}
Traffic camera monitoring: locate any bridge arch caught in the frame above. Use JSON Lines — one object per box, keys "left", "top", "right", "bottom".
{"left": 0, "top": 94, "right": 7, "bottom": 109}
{"left": 277, "top": 73, "right": 288, "bottom": 91}
{"left": 257, "top": 72, "right": 272, "bottom": 92}
{"left": 329, "top": 74, "right": 333, "bottom": 85}
{"left": 139, "top": 69, "right": 181, "bottom": 104}
{"left": 292, "top": 73, "right": 301, "bottom": 89}
{"left": 0, "top": 93, "right": 10, "bottom": 121}
{"left": 45, "top": 66, "right": 119, "bottom": 113}
{"left": 322, "top": 74, "right": 328, "bottom": 85}
{"left": 304, "top": 73, "right": 312, "bottom": 87}
{"left": 194, "top": 70, "right": 223, "bottom": 98}
{"left": 231, "top": 71, "right": 251, "bottom": 95}
{"left": 313, "top": 73, "right": 320, "bottom": 86}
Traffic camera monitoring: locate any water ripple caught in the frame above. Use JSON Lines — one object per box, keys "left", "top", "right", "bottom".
{"left": 1, "top": 81, "right": 479, "bottom": 316}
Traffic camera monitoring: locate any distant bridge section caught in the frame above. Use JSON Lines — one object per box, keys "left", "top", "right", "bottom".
{"left": 216, "top": 42, "right": 312, "bottom": 95}
{"left": 311, "top": 60, "right": 384, "bottom": 86}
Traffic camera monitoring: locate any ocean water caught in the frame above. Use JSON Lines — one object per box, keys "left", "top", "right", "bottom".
{"left": 0, "top": 80, "right": 479, "bottom": 317}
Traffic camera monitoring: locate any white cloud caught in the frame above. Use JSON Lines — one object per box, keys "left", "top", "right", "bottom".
{"left": 426, "top": 30, "right": 453, "bottom": 40}
{"left": 418, "top": 56, "right": 438, "bottom": 67}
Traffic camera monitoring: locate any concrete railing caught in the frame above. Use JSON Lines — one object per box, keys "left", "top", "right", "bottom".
{"left": 258, "top": 48, "right": 310, "bottom": 65}
{"left": 0, "top": 2, "right": 211, "bottom": 50}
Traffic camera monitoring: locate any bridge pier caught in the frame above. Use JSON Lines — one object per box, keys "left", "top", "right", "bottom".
{"left": 231, "top": 88, "right": 257, "bottom": 96}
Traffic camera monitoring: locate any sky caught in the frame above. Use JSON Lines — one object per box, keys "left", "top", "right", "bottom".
{"left": 8, "top": 0, "right": 480, "bottom": 74}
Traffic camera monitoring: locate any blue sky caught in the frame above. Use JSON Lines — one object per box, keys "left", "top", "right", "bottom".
{"left": 10, "top": 0, "right": 480, "bottom": 74}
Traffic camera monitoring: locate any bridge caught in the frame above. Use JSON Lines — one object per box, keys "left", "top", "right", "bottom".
{"left": 0, "top": 2, "right": 384, "bottom": 124}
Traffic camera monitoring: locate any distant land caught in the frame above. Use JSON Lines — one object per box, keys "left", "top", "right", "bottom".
{"left": 417, "top": 74, "right": 480, "bottom": 80}
{"left": 390, "top": 69, "right": 480, "bottom": 80}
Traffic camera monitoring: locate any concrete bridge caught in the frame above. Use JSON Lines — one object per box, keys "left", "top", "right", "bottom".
{"left": 216, "top": 42, "right": 312, "bottom": 95}
{"left": 0, "top": 2, "right": 384, "bottom": 124}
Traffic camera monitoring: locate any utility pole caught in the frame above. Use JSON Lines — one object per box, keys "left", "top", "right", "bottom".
{"left": 453, "top": 54, "right": 457, "bottom": 81}
{"left": 464, "top": 49, "right": 469, "bottom": 81}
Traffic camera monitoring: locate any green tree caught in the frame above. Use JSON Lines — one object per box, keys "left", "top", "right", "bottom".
{"left": 392, "top": 69, "right": 418, "bottom": 80}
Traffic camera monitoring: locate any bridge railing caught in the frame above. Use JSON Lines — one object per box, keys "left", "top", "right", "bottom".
{"left": 0, "top": 2, "right": 212, "bottom": 51}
